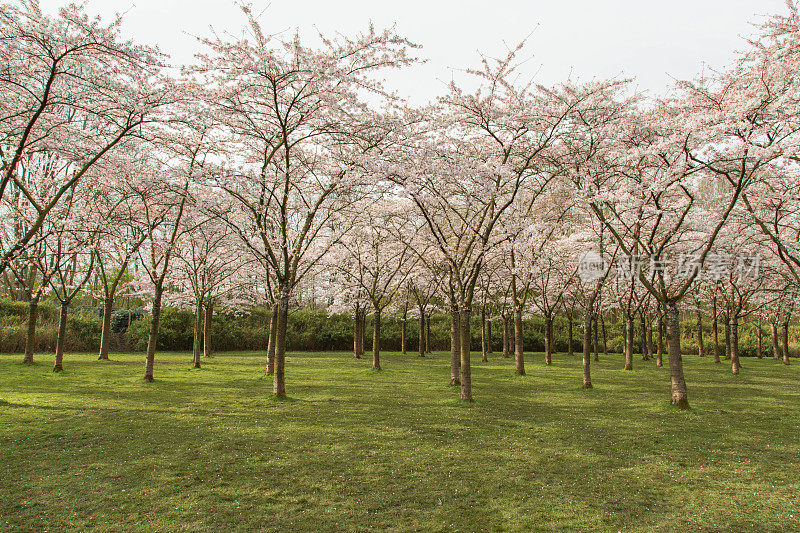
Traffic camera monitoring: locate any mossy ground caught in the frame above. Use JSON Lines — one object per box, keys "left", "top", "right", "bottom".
{"left": 1, "top": 350, "right": 798, "bottom": 531}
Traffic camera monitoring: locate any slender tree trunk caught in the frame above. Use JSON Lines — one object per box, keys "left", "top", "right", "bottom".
{"left": 624, "top": 316, "right": 633, "bottom": 370}
{"left": 696, "top": 307, "right": 704, "bottom": 357}
{"left": 193, "top": 297, "right": 202, "bottom": 369}
{"left": 267, "top": 305, "right": 277, "bottom": 373}
{"left": 450, "top": 306, "right": 460, "bottom": 386}
{"left": 418, "top": 307, "right": 425, "bottom": 357}
{"left": 713, "top": 297, "right": 720, "bottom": 363}
{"left": 401, "top": 308, "right": 407, "bottom": 355}
{"left": 771, "top": 322, "right": 780, "bottom": 360}
{"left": 647, "top": 315, "right": 654, "bottom": 361}
{"left": 502, "top": 312, "right": 510, "bottom": 358}
{"left": 372, "top": 307, "right": 382, "bottom": 370}
{"left": 481, "top": 304, "right": 488, "bottom": 362}
{"left": 593, "top": 314, "right": 599, "bottom": 362}
{"left": 273, "top": 289, "right": 289, "bottom": 396}
{"left": 459, "top": 306, "right": 472, "bottom": 401}
{"left": 568, "top": 311, "right": 574, "bottom": 357}
{"left": 665, "top": 303, "right": 689, "bottom": 408}
{"left": 98, "top": 295, "right": 114, "bottom": 360}
{"left": 731, "top": 314, "right": 740, "bottom": 375}
{"left": 601, "top": 313, "right": 608, "bottom": 356}
{"left": 757, "top": 318, "right": 763, "bottom": 359}
{"left": 359, "top": 310, "right": 366, "bottom": 357}
{"left": 144, "top": 287, "right": 163, "bottom": 382}
{"left": 782, "top": 321, "right": 790, "bottom": 365}
{"left": 203, "top": 299, "right": 213, "bottom": 358}
{"left": 53, "top": 302, "right": 68, "bottom": 372}
{"left": 23, "top": 295, "right": 39, "bottom": 364}
{"left": 656, "top": 311, "right": 664, "bottom": 368}
{"left": 582, "top": 311, "right": 592, "bottom": 388}
{"left": 514, "top": 304, "right": 525, "bottom": 375}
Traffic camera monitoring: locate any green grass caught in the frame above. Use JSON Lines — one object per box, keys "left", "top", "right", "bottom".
{"left": 1, "top": 350, "right": 799, "bottom": 532}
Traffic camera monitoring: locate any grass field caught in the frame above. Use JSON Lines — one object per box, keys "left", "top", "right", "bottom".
{"left": 1, "top": 350, "right": 799, "bottom": 532}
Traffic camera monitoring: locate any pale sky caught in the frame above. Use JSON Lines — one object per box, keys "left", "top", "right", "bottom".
{"left": 37, "top": 0, "right": 789, "bottom": 103}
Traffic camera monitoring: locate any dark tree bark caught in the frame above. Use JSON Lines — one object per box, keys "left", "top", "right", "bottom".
{"left": 23, "top": 295, "right": 39, "bottom": 364}
{"left": 267, "top": 305, "right": 277, "bottom": 373}
{"left": 731, "top": 314, "right": 740, "bottom": 375}
{"left": 450, "top": 306, "right": 460, "bottom": 386}
{"left": 665, "top": 303, "right": 689, "bottom": 409}
{"left": 713, "top": 297, "right": 721, "bottom": 363}
{"left": 98, "top": 296, "right": 114, "bottom": 360}
{"left": 53, "top": 302, "right": 68, "bottom": 372}
{"left": 144, "top": 287, "right": 163, "bottom": 382}
{"left": 273, "top": 289, "right": 289, "bottom": 396}
{"left": 724, "top": 316, "right": 732, "bottom": 361}
{"left": 544, "top": 315, "right": 553, "bottom": 365}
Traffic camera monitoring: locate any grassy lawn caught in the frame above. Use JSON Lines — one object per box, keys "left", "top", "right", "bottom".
{"left": 1, "top": 350, "right": 799, "bottom": 532}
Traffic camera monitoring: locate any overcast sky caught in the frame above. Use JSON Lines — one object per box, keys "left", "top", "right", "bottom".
{"left": 37, "top": 0, "right": 790, "bottom": 103}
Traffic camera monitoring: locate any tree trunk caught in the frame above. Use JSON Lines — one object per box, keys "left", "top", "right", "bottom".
{"left": 273, "top": 289, "right": 289, "bottom": 396}
{"left": 731, "top": 314, "right": 740, "bottom": 375}
{"left": 592, "top": 314, "right": 599, "bottom": 362}
{"left": 502, "top": 312, "right": 510, "bottom": 358}
{"left": 544, "top": 315, "right": 553, "bottom": 365}
{"left": 601, "top": 313, "right": 608, "bottom": 356}
{"left": 624, "top": 316, "right": 633, "bottom": 370}
{"left": 98, "top": 296, "right": 114, "bottom": 360}
{"left": 450, "top": 306, "right": 460, "bottom": 386}
{"left": 53, "top": 302, "right": 68, "bottom": 372}
{"left": 203, "top": 299, "right": 213, "bottom": 358}
{"left": 514, "top": 304, "right": 525, "bottom": 375}
{"left": 647, "top": 315, "right": 654, "bottom": 362}
{"left": 582, "top": 311, "right": 592, "bottom": 388}
{"left": 372, "top": 307, "right": 382, "bottom": 370}
{"left": 771, "top": 322, "right": 780, "bottom": 360}
{"left": 144, "top": 287, "right": 163, "bottom": 382}
{"left": 782, "top": 321, "right": 790, "bottom": 365}
{"left": 23, "top": 295, "right": 39, "bottom": 364}
{"left": 192, "top": 297, "right": 202, "bottom": 369}
{"left": 656, "top": 311, "right": 664, "bottom": 367}
{"left": 459, "top": 306, "right": 472, "bottom": 401}
{"left": 481, "top": 304, "right": 488, "bottom": 362}
{"left": 696, "top": 307, "right": 704, "bottom": 357}
{"left": 665, "top": 303, "right": 689, "bottom": 408}
{"left": 401, "top": 308, "right": 407, "bottom": 355}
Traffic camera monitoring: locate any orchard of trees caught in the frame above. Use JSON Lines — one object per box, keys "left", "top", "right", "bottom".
{"left": 4, "top": 0, "right": 800, "bottom": 410}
